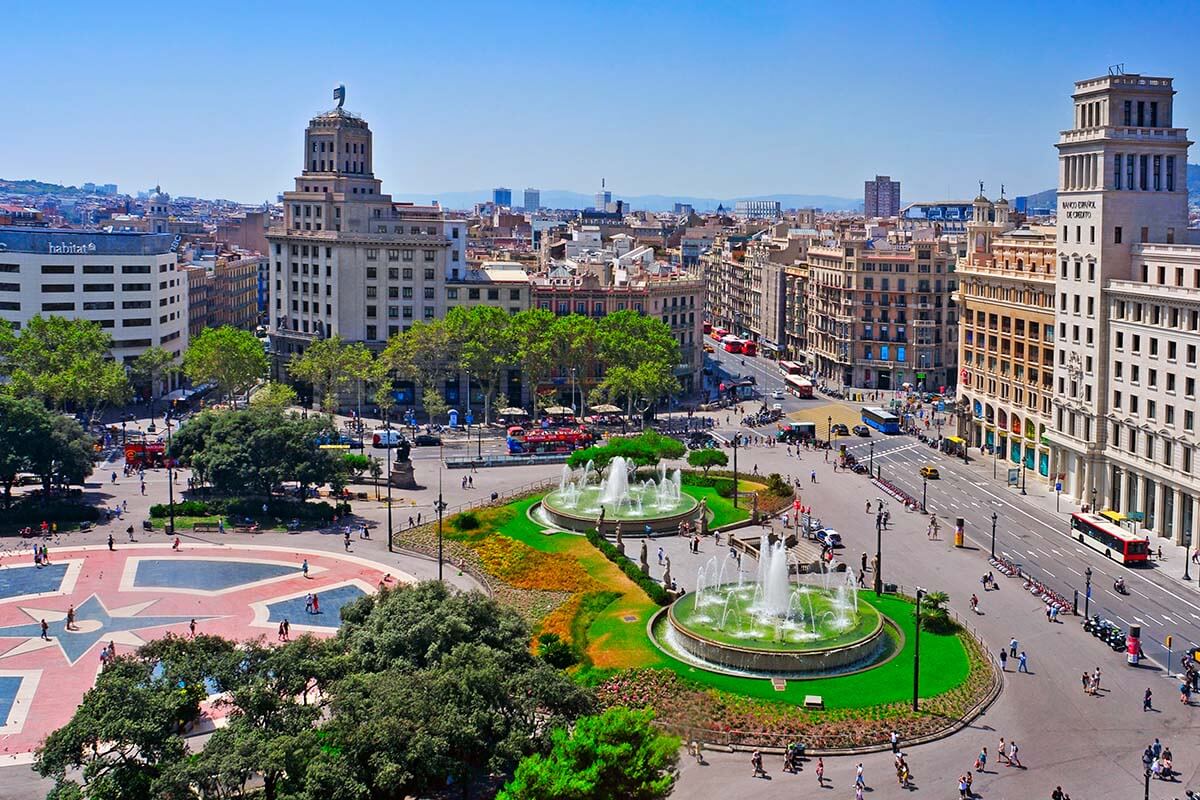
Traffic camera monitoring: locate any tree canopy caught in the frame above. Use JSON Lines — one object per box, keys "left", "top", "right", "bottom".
{"left": 0, "top": 315, "right": 130, "bottom": 410}
{"left": 0, "top": 395, "right": 94, "bottom": 505}
{"left": 287, "top": 336, "right": 373, "bottom": 414}
{"left": 182, "top": 326, "right": 267, "bottom": 407}
{"left": 686, "top": 448, "right": 728, "bottom": 475}
{"left": 168, "top": 406, "right": 341, "bottom": 496}
{"left": 129, "top": 346, "right": 178, "bottom": 401}
{"left": 567, "top": 431, "right": 686, "bottom": 470}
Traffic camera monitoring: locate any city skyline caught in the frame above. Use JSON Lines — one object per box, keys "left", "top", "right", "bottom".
{"left": 6, "top": 0, "right": 1200, "bottom": 205}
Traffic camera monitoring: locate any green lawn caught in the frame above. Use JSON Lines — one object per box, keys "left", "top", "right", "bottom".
{"left": 461, "top": 495, "right": 971, "bottom": 711}
{"left": 670, "top": 590, "right": 881, "bottom": 652}
{"left": 680, "top": 484, "right": 752, "bottom": 529}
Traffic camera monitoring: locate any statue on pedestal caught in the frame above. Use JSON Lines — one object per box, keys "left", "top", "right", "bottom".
{"left": 698, "top": 497, "right": 709, "bottom": 537}
{"left": 614, "top": 521, "right": 624, "bottom": 556}
{"left": 388, "top": 437, "right": 421, "bottom": 490}
{"left": 663, "top": 555, "right": 672, "bottom": 589}
{"left": 639, "top": 538, "right": 649, "bottom": 575}
{"left": 596, "top": 506, "right": 606, "bottom": 534}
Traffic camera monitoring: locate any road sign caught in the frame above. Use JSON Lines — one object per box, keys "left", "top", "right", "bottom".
{"left": 1127, "top": 511, "right": 1145, "bottom": 522}
{"left": 1007, "top": 468, "right": 1020, "bottom": 486}
{"left": 1055, "top": 482, "right": 1062, "bottom": 492}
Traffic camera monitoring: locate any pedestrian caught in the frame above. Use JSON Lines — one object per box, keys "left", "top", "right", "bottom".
{"left": 975, "top": 746, "right": 987, "bottom": 772}
{"left": 1093, "top": 667, "right": 1101, "bottom": 693}
{"left": 278, "top": 620, "right": 287, "bottom": 641}
{"left": 862, "top": 552, "right": 868, "bottom": 572}
{"left": 999, "top": 649, "right": 1008, "bottom": 671}
{"left": 1151, "top": 738, "right": 1162, "bottom": 758}
{"left": 40, "top": 619, "right": 49, "bottom": 641}
{"left": 189, "top": 619, "right": 196, "bottom": 637}
{"left": 107, "top": 534, "right": 114, "bottom": 551}
{"left": 1144, "top": 687, "right": 1154, "bottom": 711}
{"left": 998, "top": 737, "right": 1008, "bottom": 764}
{"left": 462, "top": 475, "right": 467, "bottom": 490}
{"left": 657, "top": 546, "right": 664, "bottom": 566}
{"left": 815, "top": 756, "right": 824, "bottom": 786}
{"left": 361, "top": 523, "right": 369, "bottom": 539}
{"left": 1045, "top": 605, "right": 1052, "bottom": 623}
{"left": 218, "top": 518, "right": 225, "bottom": 534}
{"left": 750, "top": 748, "right": 765, "bottom": 778}
{"left": 958, "top": 775, "right": 969, "bottom": 798}
{"left": 305, "top": 593, "right": 313, "bottom": 614}
{"left": 865, "top": 500, "right": 871, "bottom": 514}
{"left": 1017, "top": 650, "right": 1028, "bottom": 673}
{"left": 857, "top": 568, "right": 866, "bottom": 587}
{"left": 283, "top": 619, "right": 290, "bottom": 640}
{"left": 417, "top": 513, "right": 422, "bottom": 525}
{"left": 172, "top": 536, "right": 180, "bottom": 551}
{"left": 855, "top": 786, "right": 864, "bottom": 800}
{"left": 468, "top": 475, "right": 473, "bottom": 488}
{"left": 344, "top": 530, "right": 352, "bottom": 551}
{"left": 1008, "top": 740, "right": 1021, "bottom": 768}
{"left": 127, "top": 525, "right": 134, "bottom": 542}
{"left": 111, "top": 471, "right": 117, "bottom": 484}
{"left": 66, "top": 605, "right": 76, "bottom": 631}
{"left": 1050, "top": 604, "right": 1059, "bottom": 622}
{"left": 854, "top": 762, "right": 865, "bottom": 788}
{"left": 1082, "top": 672, "right": 1091, "bottom": 695}
{"left": 301, "top": 559, "right": 309, "bottom": 579}
{"left": 970, "top": 593, "right": 978, "bottom": 613}
{"left": 140, "top": 481, "right": 146, "bottom": 496}
{"left": 1009, "top": 637, "right": 1018, "bottom": 657}
{"left": 312, "top": 593, "right": 320, "bottom": 614}
{"left": 408, "top": 516, "right": 414, "bottom": 529}
{"left": 810, "top": 469, "right": 816, "bottom": 483}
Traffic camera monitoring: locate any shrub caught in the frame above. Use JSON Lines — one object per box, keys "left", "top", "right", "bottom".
{"left": 585, "top": 529, "right": 670, "bottom": 605}
{"left": 3, "top": 500, "right": 100, "bottom": 527}
{"left": 765, "top": 472, "right": 793, "bottom": 497}
{"left": 686, "top": 448, "right": 728, "bottom": 475}
{"left": 537, "top": 632, "right": 579, "bottom": 669}
{"left": 919, "top": 591, "right": 959, "bottom": 634}
{"left": 453, "top": 511, "right": 481, "bottom": 531}
{"left": 225, "top": 497, "right": 340, "bottom": 522}
{"left": 678, "top": 472, "right": 735, "bottom": 496}
{"left": 149, "top": 500, "right": 212, "bottom": 518}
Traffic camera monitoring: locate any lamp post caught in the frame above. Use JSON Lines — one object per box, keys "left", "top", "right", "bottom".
{"left": 1090, "top": 486, "right": 1097, "bottom": 513}
{"left": 869, "top": 441, "right": 875, "bottom": 475}
{"left": 1084, "top": 566, "right": 1092, "bottom": 618}
{"left": 921, "top": 475, "right": 927, "bottom": 513}
{"left": 874, "top": 511, "right": 883, "bottom": 596}
{"left": 1184, "top": 531, "right": 1192, "bottom": 582}
{"left": 165, "top": 417, "right": 176, "bottom": 538}
{"left": 913, "top": 587, "right": 925, "bottom": 711}
{"left": 436, "top": 442, "right": 447, "bottom": 581}
{"left": 992, "top": 433, "right": 998, "bottom": 480}
{"left": 1144, "top": 767, "right": 1152, "bottom": 800}
{"left": 990, "top": 511, "right": 998, "bottom": 559}
{"left": 1020, "top": 450, "right": 1028, "bottom": 495}
{"left": 385, "top": 407, "right": 393, "bottom": 553}
{"left": 731, "top": 434, "right": 741, "bottom": 509}
{"left": 465, "top": 368, "right": 471, "bottom": 445}
{"left": 827, "top": 415, "right": 832, "bottom": 447}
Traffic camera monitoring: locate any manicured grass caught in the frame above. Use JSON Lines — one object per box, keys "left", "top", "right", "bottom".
{"left": 680, "top": 485, "right": 752, "bottom": 529}
{"left": 455, "top": 494, "right": 971, "bottom": 711}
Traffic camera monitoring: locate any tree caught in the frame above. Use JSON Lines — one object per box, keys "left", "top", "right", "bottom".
{"left": 509, "top": 309, "right": 556, "bottom": 416}
{"left": 567, "top": 431, "right": 684, "bottom": 470}
{"left": 129, "top": 346, "right": 178, "bottom": 409}
{"left": 342, "top": 453, "right": 370, "bottom": 480}
{"left": 367, "top": 456, "right": 383, "bottom": 500}
{"left": 183, "top": 326, "right": 268, "bottom": 408}
{"left": 687, "top": 448, "right": 728, "bottom": 475}
{"left": 498, "top": 707, "right": 679, "bottom": 800}
{"left": 420, "top": 387, "right": 450, "bottom": 426}
{"left": 250, "top": 381, "right": 299, "bottom": 412}
{"left": 550, "top": 314, "right": 600, "bottom": 413}
{"left": 0, "top": 395, "right": 55, "bottom": 507}
{"left": 918, "top": 590, "right": 956, "bottom": 633}
{"left": 287, "top": 336, "right": 373, "bottom": 414}
{"left": 446, "top": 305, "right": 517, "bottom": 425}
{"left": 0, "top": 315, "right": 130, "bottom": 410}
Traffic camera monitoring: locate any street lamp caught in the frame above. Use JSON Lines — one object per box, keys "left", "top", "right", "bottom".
{"left": 1184, "top": 531, "right": 1192, "bottom": 582}
{"left": 990, "top": 511, "right": 998, "bottom": 559}
{"left": 1090, "top": 486, "right": 1097, "bottom": 513}
{"left": 1020, "top": 451, "right": 1028, "bottom": 495}
{"left": 913, "top": 587, "right": 925, "bottom": 711}
{"left": 1084, "top": 566, "right": 1093, "bottom": 618}
{"left": 827, "top": 415, "right": 832, "bottom": 446}
{"left": 921, "top": 475, "right": 927, "bottom": 513}
{"left": 385, "top": 407, "right": 393, "bottom": 553}
{"left": 165, "top": 417, "right": 176, "bottom": 538}
{"left": 874, "top": 511, "right": 883, "bottom": 596}
{"left": 436, "top": 442, "right": 447, "bottom": 581}
{"left": 869, "top": 441, "right": 875, "bottom": 475}
{"left": 731, "top": 434, "right": 741, "bottom": 509}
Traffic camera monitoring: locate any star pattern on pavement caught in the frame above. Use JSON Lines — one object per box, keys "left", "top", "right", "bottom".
{"left": 0, "top": 594, "right": 215, "bottom": 665}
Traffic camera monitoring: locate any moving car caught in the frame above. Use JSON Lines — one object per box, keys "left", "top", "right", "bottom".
{"left": 372, "top": 429, "right": 403, "bottom": 448}
{"left": 815, "top": 529, "right": 843, "bottom": 548}
{"left": 771, "top": 389, "right": 784, "bottom": 400}
{"left": 852, "top": 425, "right": 871, "bottom": 437}
{"left": 830, "top": 423, "right": 849, "bottom": 436}
{"left": 413, "top": 433, "right": 443, "bottom": 447}
{"left": 919, "top": 465, "right": 940, "bottom": 479}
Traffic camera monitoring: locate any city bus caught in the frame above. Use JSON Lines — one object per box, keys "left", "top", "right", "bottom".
{"left": 784, "top": 374, "right": 814, "bottom": 399}
{"left": 860, "top": 406, "right": 901, "bottom": 434}
{"left": 702, "top": 321, "right": 712, "bottom": 335}
{"left": 721, "top": 335, "right": 743, "bottom": 353}
{"left": 711, "top": 327, "right": 729, "bottom": 342}
{"left": 507, "top": 427, "right": 597, "bottom": 455}
{"left": 740, "top": 340, "right": 758, "bottom": 357}
{"left": 778, "top": 361, "right": 805, "bottom": 376}
{"left": 1068, "top": 512, "right": 1151, "bottom": 565}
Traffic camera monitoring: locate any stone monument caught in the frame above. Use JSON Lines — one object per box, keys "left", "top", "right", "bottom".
{"left": 698, "top": 497, "right": 708, "bottom": 537}
{"left": 662, "top": 554, "right": 672, "bottom": 588}
{"left": 614, "top": 521, "right": 624, "bottom": 556}
{"left": 388, "top": 439, "right": 421, "bottom": 490}
{"left": 639, "top": 539, "right": 649, "bottom": 575}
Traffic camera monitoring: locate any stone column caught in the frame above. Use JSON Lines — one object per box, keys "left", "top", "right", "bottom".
{"left": 1173, "top": 489, "right": 1187, "bottom": 546}
{"left": 1153, "top": 481, "right": 1167, "bottom": 537}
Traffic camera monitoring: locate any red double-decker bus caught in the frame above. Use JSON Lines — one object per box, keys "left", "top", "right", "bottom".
{"left": 741, "top": 340, "right": 758, "bottom": 357}
{"left": 507, "top": 427, "right": 597, "bottom": 455}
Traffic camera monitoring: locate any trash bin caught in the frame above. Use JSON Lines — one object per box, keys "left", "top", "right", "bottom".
{"left": 954, "top": 516, "right": 965, "bottom": 548}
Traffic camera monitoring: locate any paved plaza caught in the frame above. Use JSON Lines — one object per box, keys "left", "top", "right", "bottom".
{"left": 4, "top": 400, "right": 1200, "bottom": 798}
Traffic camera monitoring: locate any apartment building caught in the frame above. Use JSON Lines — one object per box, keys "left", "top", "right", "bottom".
{"left": 266, "top": 89, "right": 466, "bottom": 360}
{"left": 865, "top": 175, "right": 901, "bottom": 218}
{"left": 1046, "top": 72, "right": 1192, "bottom": 526}
{"left": 956, "top": 191, "right": 1058, "bottom": 484}
{"left": 0, "top": 227, "right": 188, "bottom": 379}
{"left": 807, "top": 231, "right": 958, "bottom": 391}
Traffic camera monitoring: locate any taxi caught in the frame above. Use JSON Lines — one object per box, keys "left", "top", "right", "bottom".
{"left": 919, "top": 465, "right": 940, "bottom": 479}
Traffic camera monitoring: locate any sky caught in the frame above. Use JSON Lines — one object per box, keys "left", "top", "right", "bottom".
{"left": 6, "top": 0, "right": 1199, "bottom": 205}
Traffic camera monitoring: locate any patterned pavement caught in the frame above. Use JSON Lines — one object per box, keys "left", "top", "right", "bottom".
{"left": 0, "top": 543, "right": 410, "bottom": 761}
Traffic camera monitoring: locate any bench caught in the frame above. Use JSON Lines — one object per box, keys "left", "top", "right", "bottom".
{"left": 193, "top": 522, "right": 221, "bottom": 533}
{"left": 803, "top": 695, "right": 824, "bottom": 709}
{"left": 78, "top": 521, "right": 92, "bottom": 532}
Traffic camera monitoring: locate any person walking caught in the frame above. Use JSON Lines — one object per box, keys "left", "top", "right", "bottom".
{"left": 862, "top": 552, "right": 868, "bottom": 572}
{"left": 1009, "top": 637, "right": 1018, "bottom": 657}
{"left": 127, "top": 525, "right": 134, "bottom": 543}
{"left": 970, "top": 593, "right": 978, "bottom": 613}
{"left": 66, "top": 605, "right": 76, "bottom": 631}
{"left": 301, "top": 559, "right": 310, "bottom": 579}
{"left": 1017, "top": 650, "right": 1029, "bottom": 673}
{"left": 305, "top": 593, "right": 313, "bottom": 614}
{"left": 1092, "top": 667, "right": 1101, "bottom": 693}
{"left": 107, "top": 534, "right": 114, "bottom": 551}
{"left": 958, "top": 774, "right": 970, "bottom": 798}
{"left": 172, "top": 536, "right": 180, "bottom": 551}
{"left": 311, "top": 593, "right": 320, "bottom": 614}
{"left": 1008, "top": 740, "right": 1021, "bottom": 768}
{"left": 975, "top": 746, "right": 987, "bottom": 772}
{"left": 998, "top": 737, "right": 1008, "bottom": 765}
{"left": 278, "top": 620, "right": 287, "bottom": 641}
{"left": 854, "top": 762, "right": 865, "bottom": 789}
{"left": 810, "top": 469, "right": 817, "bottom": 484}
{"left": 999, "top": 649, "right": 1008, "bottom": 671}
{"left": 889, "top": 730, "right": 899, "bottom": 753}
{"left": 189, "top": 619, "right": 196, "bottom": 637}
{"left": 814, "top": 756, "right": 824, "bottom": 786}
{"left": 282, "top": 619, "right": 290, "bottom": 640}
{"left": 750, "top": 749, "right": 765, "bottom": 778}
{"left": 40, "top": 619, "right": 49, "bottom": 641}
{"left": 1144, "top": 687, "right": 1154, "bottom": 712}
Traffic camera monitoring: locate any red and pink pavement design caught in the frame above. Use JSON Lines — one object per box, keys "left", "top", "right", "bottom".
{"left": 0, "top": 543, "right": 410, "bottom": 763}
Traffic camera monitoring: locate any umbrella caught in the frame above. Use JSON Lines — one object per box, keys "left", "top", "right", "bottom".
{"left": 591, "top": 404, "right": 621, "bottom": 413}
{"left": 543, "top": 406, "right": 574, "bottom": 416}
{"left": 498, "top": 407, "right": 527, "bottom": 416}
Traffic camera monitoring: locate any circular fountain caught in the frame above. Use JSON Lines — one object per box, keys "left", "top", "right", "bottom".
{"left": 536, "top": 456, "right": 699, "bottom": 534}
{"left": 652, "top": 535, "right": 896, "bottom": 677}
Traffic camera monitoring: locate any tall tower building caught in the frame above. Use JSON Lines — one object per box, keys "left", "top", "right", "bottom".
{"left": 493, "top": 187, "right": 512, "bottom": 207}
{"left": 864, "top": 175, "right": 901, "bottom": 217}
{"left": 523, "top": 188, "right": 540, "bottom": 212}
{"left": 267, "top": 88, "right": 465, "bottom": 363}
{"left": 1047, "top": 72, "right": 1191, "bottom": 506}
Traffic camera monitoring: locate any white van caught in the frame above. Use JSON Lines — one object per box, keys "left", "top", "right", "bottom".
{"left": 371, "top": 428, "right": 402, "bottom": 448}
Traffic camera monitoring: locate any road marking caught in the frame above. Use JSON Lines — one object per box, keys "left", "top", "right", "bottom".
{"left": 1044, "top": 570, "right": 1056, "bottom": 578}
{"left": 1064, "top": 567, "right": 1082, "bottom": 576}
{"left": 1116, "top": 614, "right": 1131, "bottom": 625}
{"left": 1163, "top": 615, "right": 1177, "bottom": 624}
{"left": 1191, "top": 613, "right": 1200, "bottom": 621}
{"left": 1051, "top": 549, "right": 1062, "bottom": 556}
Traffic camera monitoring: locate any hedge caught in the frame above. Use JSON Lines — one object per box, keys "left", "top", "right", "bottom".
{"left": 149, "top": 498, "right": 347, "bottom": 522}
{"left": 3, "top": 500, "right": 101, "bottom": 527}
{"left": 678, "top": 473, "right": 735, "bottom": 497}
{"left": 585, "top": 529, "right": 671, "bottom": 606}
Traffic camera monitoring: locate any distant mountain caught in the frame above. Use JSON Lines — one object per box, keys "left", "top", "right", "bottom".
{"left": 0, "top": 178, "right": 87, "bottom": 197}
{"left": 392, "top": 189, "right": 861, "bottom": 213}
{"left": 1022, "top": 163, "right": 1200, "bottom": 211}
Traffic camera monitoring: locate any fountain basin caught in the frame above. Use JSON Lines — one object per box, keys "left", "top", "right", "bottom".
{"left": 662, "top": 587, "right": 891, "bottom": 676}
{"left": 536, "top": 491, "right": 699, "bottom": 534}
{"left": 538, "top": 456, "right": 699, "bottom": 534}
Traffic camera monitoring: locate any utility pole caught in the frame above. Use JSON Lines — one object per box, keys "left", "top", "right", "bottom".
{"left": 731, "top": 434, "right": 740, "bottom": 509}
{"left": 990, "top": 511, "right": 998, "bottom": 559}
{"left": 1084, "top": 566, "right": 1092, "bottom": 618}
{"left": 874, "top": 511, "right": 883, "bottom": 596}
{"left": 166, "top": 417, "right": 176, "bottom": 537}
{"left": 437, "top": 442, "right": 447, "bottom": 581}
{"left": 913, "top": 587, "right": 925, "bottom": 711}
{"left": 385, "top": 407, "right": 393, "bottom": 553}
{"left": 921, "top": 476, "right": 927, "bottom": 513}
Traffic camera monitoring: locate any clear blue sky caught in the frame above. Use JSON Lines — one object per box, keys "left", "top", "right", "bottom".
{"left": 7, "top": 0, "right": 1198, "bottom": 204}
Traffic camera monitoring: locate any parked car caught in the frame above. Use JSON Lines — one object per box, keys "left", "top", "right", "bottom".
{"left": 413, "top": 433, "right": 443, "bottom": 447}
{"left": 771, "top": 389, "right": 784, "bottom": 400}
{"left": 830, "top": 423, "right": 849, "bottom": 436}
{"left": 919, "top": 465, "right": 940, "bottom": 479}
{"left": 816, "top": 529, "right": 843, "bottom": 548}
{"left": 853, "top": 424, "right": 871, "bottom": 437}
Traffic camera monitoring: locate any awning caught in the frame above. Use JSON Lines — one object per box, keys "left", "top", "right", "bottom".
{"left": 946, "top": 436, "right": 966, "bottom": 445}
{"left": 1100, "top": 509, "right": 1125, "bottom": 523}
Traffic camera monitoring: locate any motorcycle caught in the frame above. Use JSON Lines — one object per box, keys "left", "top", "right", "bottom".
{"left": 1114, "top": 579, "right": 1129, "bottom": 595}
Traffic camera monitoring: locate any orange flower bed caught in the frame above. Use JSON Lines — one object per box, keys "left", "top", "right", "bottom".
{"left": 473, "top": 536, "right": 597, "bottom": 594}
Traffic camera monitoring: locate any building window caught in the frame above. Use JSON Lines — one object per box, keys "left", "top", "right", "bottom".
{"left": 447, "top": 288, "right": 458, "bottom": 300}
{"left": 468, "top": 288, "right": 480, "bottom": 300}
{"left": 402, "top": 249, "right": 414, "bottom": 262}
{"left": 423, "top": 250, "right": 435, "bottom": 262}
{"left": 1114, "top": 226, "right": 1122, "bottom": 244}
{"left": 366, "top": 249, "right": 378, "bottom": 260}
{"left": 1114, "top": 154, "right": 1122, "bottom": 189}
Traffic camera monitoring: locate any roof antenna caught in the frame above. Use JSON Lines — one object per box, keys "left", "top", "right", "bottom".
{"left": 1107, "top": 64, "right": 1125, "bottom": 76}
